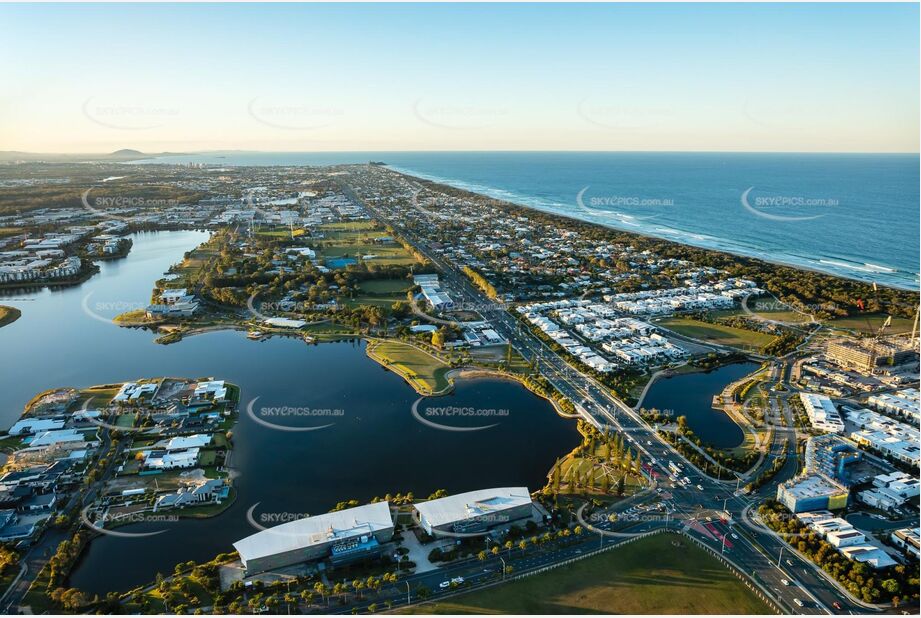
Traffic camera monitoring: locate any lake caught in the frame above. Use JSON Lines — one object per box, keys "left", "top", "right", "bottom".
{"left": 0, "top": 231, "right": 579, "bottom": 595}
{"left": 640, "top": 362, "right": 758, "bottom": 449}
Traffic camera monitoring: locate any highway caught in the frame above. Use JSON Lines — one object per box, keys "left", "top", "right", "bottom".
{"left": 355, "top": 188, "right": 884, "bottom": 615}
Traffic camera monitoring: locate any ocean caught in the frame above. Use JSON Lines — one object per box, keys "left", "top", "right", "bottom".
{"left": 134, "top": 151, "right": 920, "bottom": 290}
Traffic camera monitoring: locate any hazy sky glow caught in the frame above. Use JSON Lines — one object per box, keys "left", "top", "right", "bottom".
{"left": 1, "top": 3, "right": 918, "bottom": 153}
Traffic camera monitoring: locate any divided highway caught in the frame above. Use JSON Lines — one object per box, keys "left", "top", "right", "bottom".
{"left": 357, "top": 190, "right": 880, "bottom": 616}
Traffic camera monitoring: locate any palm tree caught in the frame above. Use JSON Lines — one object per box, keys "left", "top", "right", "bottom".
{"left": 351, "top": 579, "right": 365, "bottom": 600}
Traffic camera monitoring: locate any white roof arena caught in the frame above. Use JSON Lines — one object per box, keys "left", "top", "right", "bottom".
{"left": 414, "top": 487, "right": 531, "bottom": 529}
{"left": 233, "top": 501, "right": 393, "bottom": 564}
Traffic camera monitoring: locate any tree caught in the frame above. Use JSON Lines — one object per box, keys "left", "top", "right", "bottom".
{"left": 676, "top": 415, "right": 689, "bottom": 433}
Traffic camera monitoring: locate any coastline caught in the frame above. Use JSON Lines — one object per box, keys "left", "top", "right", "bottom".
{"left": 127, "top": 154, "right": 917, "bottom": 290}
{"left": 383, "top": 163, "right": 918, "bottom": 291}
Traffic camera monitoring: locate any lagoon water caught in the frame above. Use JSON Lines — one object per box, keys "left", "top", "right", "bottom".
{"left": 135, "top": 151, "right": 920, "bottom": 290}
{"left": 0, "top": 231, "right": 579, "bottom": 594}
{"left": 640, "top": 362, "right": 758, "bottom": 449}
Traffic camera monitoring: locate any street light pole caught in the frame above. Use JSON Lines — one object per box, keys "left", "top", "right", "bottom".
{"left": 406, "top": 582, "right": 411, "bottom": 606}
{"left": 776, "top": 545, "right": 784, "bottom": 568}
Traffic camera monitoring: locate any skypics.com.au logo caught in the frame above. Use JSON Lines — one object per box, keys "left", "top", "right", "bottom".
{"left": 410, "top": 397, "right": 508, "bottom": 432}
{"left": 245, "top": 397, "right": 343, "bottom": 433}
{"left": 740, "top": 187, "right": 838, "bottom": 222}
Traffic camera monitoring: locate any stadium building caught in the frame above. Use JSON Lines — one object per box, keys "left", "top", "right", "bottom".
{"left": 233, "top": 502, "right": 394, "bottom": 575}
{"left": 414, "top": 487, "right": 533, "bottom": 536}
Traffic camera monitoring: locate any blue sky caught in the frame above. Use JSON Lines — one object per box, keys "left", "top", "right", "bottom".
{"left": 1, "top": 3, "right": 918, "bottom": 153}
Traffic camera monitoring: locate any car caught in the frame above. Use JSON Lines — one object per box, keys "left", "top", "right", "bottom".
{"left": 439, "top": 581, "right": 450, "bottom": 589}
{"left": 832, "top": 602, "right": 842, "bottom": 610}
{"left": 731, "top": 533, "right": 738, "bottom": 539}
{"left": 705, "top": 516, "right": 712, "bottom": 522}
{"left": 786, "top": 559, "right": 794, "bottom": 566}
{"left": 697, "top": 484, "right": 704, "bottom": 491}
{"left": 793, "top": 598, "right": 803, "bottom": 608}
{"left": 780, "top": 578, "right": 790, "bottom": 586}
{"left": 646, "top": 440, "right": 652, "bottom": 445}
{"left": 451, "top": 577, "right": 465, "bottom": 585}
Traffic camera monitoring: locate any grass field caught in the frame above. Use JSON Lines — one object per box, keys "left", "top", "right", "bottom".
{"left": 316, "top": 222, "right": 418, "bottom": 267}
{"left": 713, "top": 307, "right": 813, "bottom": 324}
{"left": 254, "top": 228, "right": 306, "bottom": 238}
{"left": 358, "top": 278, "right": 412, "bottom": 295}
{"left": 163, "top": 240, "right": 219, "bottom": 289}
{"left": 366, "top": 340, "right": 451, "bottom": 394}
{"left": 404, "top": 533, "right": 771, "bottom": 615}
{"left": 0, "top": 305, "right": 21, "bottom": 328}
{"left": 656, "top": 317, "right": 777, "bottom": 351}
{"left": 342, "top": 278, "right": 413, "bottom": 309}
{"left": 826, "top": 313, "right": 916, "bottom": 334}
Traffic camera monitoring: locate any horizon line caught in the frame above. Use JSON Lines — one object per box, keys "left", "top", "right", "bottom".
{"left": 4, "top": 148, "right": 920, "bottom": 156}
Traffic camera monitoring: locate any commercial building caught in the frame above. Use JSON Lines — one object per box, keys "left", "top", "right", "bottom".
{"left": 777, "top": 474, "right": 849, "bottom": 513}
{"left": 804, "top": 435, "right": 862, "bottom": 486}
{"left": 262, "top": 317, "right": 306, "bottom": 329}
{"left": 799, "top": 393, "right": 845, "bottom": 433}
{"left": 233, "top": 501, "right": 394, "bottom": 575}
{"left": 414, "top": 487, "right": 533, "bottom": 536}
{"left": 146, "top": 300, "right": 199, "bottom": 318}
{"left": 6, "top": 418, "right": 66, "bottom": 436}
{"left": 796, "top": 511, "right": 897, "bottom": 569}
{"left": 414, "top": 274, "right": 453, "bottom": 311}
{"left": 826, "top": 340, "right": 917, "bottom": 374}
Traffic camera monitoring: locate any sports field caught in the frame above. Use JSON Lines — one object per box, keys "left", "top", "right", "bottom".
{"left": 404, "top": 533, "right": 771, "bottom": 614}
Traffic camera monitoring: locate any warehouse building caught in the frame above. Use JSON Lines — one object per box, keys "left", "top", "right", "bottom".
{"left": 233, "top": 502, "right": 394, "bottom": 575}
{"left": 777, "top": 474, "right": 849, "bottom": 513}
{"left": 414, "top": 487, "right": 533, "bottom": 536}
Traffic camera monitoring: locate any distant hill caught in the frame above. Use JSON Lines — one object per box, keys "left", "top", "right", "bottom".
{"left": 0, "top": 150, "right": 185, "bottom": 162}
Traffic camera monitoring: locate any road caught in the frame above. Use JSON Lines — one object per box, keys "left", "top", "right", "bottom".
{"left": 353, "top": 187, "right": 884, "bottom": 615}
